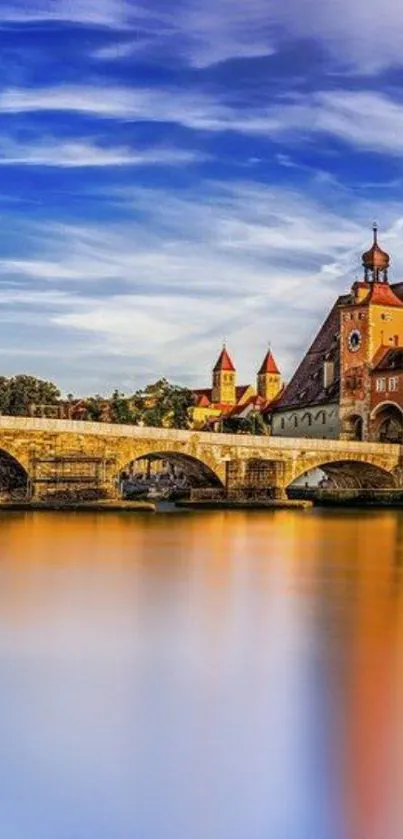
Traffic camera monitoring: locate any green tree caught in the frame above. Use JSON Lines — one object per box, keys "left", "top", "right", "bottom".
{"left": 131, "top": 379, "right": 194, "bottom": 429}
{"left": 222, "top": 410, "right": 269, "bottom": 435}
{"left": 84, "top": 396, "right": 105, "bottom": 422}
{"left": 110, "top": 390, "right": 138, "bottom": 424}
{"left": 4, "top": 375, "right": 60, "bottom": 416}
{"left": 0, "top": 377, "right": 9, "bottom": 414}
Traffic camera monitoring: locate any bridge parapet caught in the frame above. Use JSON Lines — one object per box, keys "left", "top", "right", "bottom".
{"left": 0, "top": 416, "right": 401, "bottom": 499}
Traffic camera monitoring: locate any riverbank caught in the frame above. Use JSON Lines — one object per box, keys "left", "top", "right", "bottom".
{"left": 176, "top": 498, "right": 313, "bottom": 510}
{"left": 0, "top": 500, "right": 156, "bottom": 513}
{"left": 291, "top": 489, "right": 403, "bottom": 507}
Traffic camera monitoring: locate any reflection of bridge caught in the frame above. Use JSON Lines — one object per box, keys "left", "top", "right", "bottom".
{"left": 0, "top": 416, "right": 403, "bottom": 500}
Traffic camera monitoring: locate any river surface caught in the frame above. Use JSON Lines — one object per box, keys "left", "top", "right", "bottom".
{"left": 0, "top": 508, "right": 402, "bottom": 839}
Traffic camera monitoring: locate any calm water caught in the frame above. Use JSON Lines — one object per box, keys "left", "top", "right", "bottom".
{"left": 0, "top": 508, "right": 403, "bottom": 839}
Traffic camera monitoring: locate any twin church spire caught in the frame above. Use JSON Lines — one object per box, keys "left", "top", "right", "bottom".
{"left": 212, "top": 343, "right": 282, "bottom": 405}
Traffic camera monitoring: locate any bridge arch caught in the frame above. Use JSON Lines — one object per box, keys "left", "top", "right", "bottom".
{"left": 289, "top": 457, "right": 396, "bottom": 490}
{"left": 117, "top": 450, "right": 224, "bottom": 493}
{"left": 370, "top": 401, "right": 403, "bottom": 444}
{"left": 342, "top": 413, "right": 364, "bottom": 441}
{"left": 0, "top": 447, "right": 29, "bottom": 498}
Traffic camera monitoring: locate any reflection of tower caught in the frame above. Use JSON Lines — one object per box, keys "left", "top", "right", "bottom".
{"left": 336, "top": 514, "right": 400, "bottom": 839}
{"left": 211, "top": 345, "right": 236, "bottom": 405}
{"left": 339, "top": 225, "right": 403, "bottom": 440}
{"left": 305, "top": 512, "right": 402, "bottom": 839}
{"left": 257, "top": 348, "right": 282, "bottom": 402}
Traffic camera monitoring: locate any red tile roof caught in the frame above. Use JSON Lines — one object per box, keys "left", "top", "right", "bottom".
{"left": 258, "top": 349, "right": 280, "bottom": 375}
{"left": 372, "top": 346, "right": 403, "bottom": 372}
{"left": 363, "top": 282, "right": 403, "bottom": 307}
{"left": 235, "top": 384, "right": 250, "bottom": 400}
{"left": 193, "top": 384, "right": 254, "bottom": 408}
{"left": 213, "top": 346, "right": 236, "bottom": 372}
{"left": 192, "top": 388, "right": 212, "bottom": 406}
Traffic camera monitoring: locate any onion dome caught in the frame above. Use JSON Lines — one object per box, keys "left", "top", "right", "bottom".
{"left": 213, "top": 344, "right": 236, "bottom": 372}
{"left": 362, "top": 223, "right": 390, "bottom": 278}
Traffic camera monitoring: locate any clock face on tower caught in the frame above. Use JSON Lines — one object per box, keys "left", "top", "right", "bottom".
{"left": 347, "top": 328, "right": 362, "bottom": 352}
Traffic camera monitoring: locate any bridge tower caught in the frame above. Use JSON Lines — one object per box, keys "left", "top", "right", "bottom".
{"left": 211, "top": 344, "right": 237, "bottom": 405}
{"left": 339, "top": 225, "right": 403, "bottom": 440}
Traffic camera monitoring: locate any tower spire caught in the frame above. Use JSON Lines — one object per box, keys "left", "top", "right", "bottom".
{"left": 362, "top": 224, "right": 390, "bottom": 283}
{"left": 212, "top": 345, "right": 236, "bottom": 404}
{"left": 257, "top": 346, "right": 282, "bottom": 402}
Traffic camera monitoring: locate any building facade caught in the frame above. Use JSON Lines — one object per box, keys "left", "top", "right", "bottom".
{"left": 271, "top": 226, "right": 403, "bottom": 443}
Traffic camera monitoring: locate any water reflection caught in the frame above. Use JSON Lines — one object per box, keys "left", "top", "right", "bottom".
{"left": 0, "top": 510, "right": 402, "bottom": 838}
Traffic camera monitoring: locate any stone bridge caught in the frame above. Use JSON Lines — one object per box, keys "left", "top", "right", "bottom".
{"left": 0, "top": 416, "right": 402, "bottom": 500}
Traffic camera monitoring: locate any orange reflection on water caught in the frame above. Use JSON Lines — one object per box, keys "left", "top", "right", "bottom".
{"left": 0, "top": 509, "right": 403, "bottom": 839}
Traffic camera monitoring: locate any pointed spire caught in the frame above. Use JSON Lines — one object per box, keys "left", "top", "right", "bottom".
{"left": 213, "top": 345, "right": 236, "bottom": 372}
{"left": 258, "top": 347, "right": 280, "bottom": 375}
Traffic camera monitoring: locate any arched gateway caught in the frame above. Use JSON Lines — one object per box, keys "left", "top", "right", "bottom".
{"left": 0, "top": 415, "right": 401, "bottom": 500}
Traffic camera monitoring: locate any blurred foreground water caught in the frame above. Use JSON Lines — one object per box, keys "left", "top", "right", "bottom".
{"left": 0, "top": 508, "right": 402, "bottom": 839}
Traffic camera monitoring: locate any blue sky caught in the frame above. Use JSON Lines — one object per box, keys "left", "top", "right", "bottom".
{"left": 2, "top": 0, "right": 403, "bottom": 394}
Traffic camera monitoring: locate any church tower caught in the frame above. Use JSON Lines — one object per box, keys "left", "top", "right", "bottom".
{"left": 211, "top": 345, "right": 236, "bottom": 405}
{"left": 257, "top": 348, "right": 282, "bottom": 402}
{"left": 339, "top": 225, "right": 403, "bottom": 439}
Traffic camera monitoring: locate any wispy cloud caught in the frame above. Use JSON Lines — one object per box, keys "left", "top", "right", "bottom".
{"left": 2, "top": 0, "right": 403, "bottom": 73}
{"left": 0, "top": 138, "right": 206, "bottom": 168}
{"left": 84, "top": 0, "right": 403, "bottom": 72}
{"left": 92, "top": 40, "right": 145, "bottom": 61}
{"left": 1, "top": 179, "right": 399, "bottom": 392}
{"left": 3, "top": 85, "right": 403, "bottom": 159}
{"left": 275, "top": 0, "right": 403, "bottom": 73}
{"left": 0, "top": 0, "right": 132, "bottom": 28}
{"left": 170, "top": 0, "right": 403, "bottom": 72}
{"left": 154, "top": 0, "right": 275, "bottom": 68}
{"left": 1, "top": 0, "right": 403, "bottom": 395}
{"left": 254, "top": 91, "right": 403, "bottom": 156}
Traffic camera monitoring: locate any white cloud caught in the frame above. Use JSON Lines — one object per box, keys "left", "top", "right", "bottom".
{"left": 161, "top": 0, "right": 403, "bottom": 72}
{"left": 0, "top": 85, "right": 228, "bottom": 130}
{"left": 275, "top": 0, "right": 403, "bottom": 73}
{"left": 84, "top": 0, "right": 403, "bottom": 72}
{"left": 252, "top": 90, "right": 403, "bottom": 156}
{"left": 1, "top": 178, "right": 399, "bottom": 392}
{"left": 92, "top": 41, "right": 144, "bottom": 61}
{"left": 2, "top": 0, "right": 403, "bottom": 72}
{"left": 4, "top": 85, "right": 403, "bottom": 160}
{"left": 0, "top": 0, "right": 132, "bottom": 28}
{"left": 0, "top": 86, "right": 138, "bottom": 117}
{"left": 0, "top": 138, "right": 206, "bottom": 168}
{"left": 166, "top": 0, "right": 275, "bottom": 68}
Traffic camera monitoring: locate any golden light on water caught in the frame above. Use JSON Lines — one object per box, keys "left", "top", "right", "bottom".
{"left": 1, "top": 509, "right": 403, "bottom": 838}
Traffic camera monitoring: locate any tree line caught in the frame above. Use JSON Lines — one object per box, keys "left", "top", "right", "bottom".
{"left": 0, "top": 374, "right": 269, "bottom": 434}
{"left": 0, "top": 375, "right": 194, "bottom": 429}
